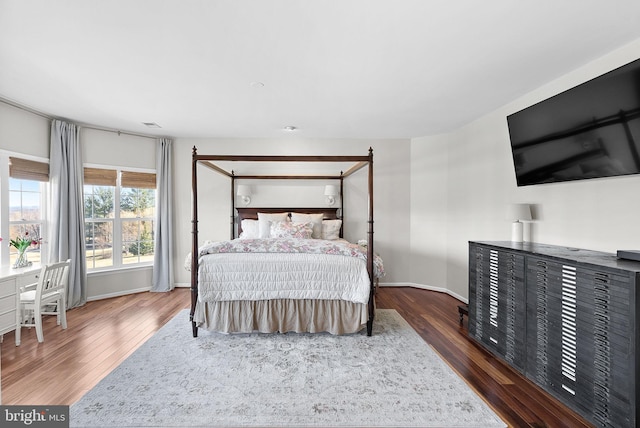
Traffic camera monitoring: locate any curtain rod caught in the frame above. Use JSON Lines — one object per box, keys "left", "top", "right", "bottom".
{"left": 79, "top": 124, "right": 159, "bottom": 140}
{"left": 0, "top": 96, "right": 163, "bottom": 140}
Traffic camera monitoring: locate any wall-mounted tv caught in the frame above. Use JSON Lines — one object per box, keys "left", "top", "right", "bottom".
{"left": 507, "top": 58, "right": 640, "bottom": 186}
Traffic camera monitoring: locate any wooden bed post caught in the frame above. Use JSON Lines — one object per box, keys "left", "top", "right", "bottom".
{"left": 339, "top": 174, "right": 344, "bottom": 238}
{"left": 366, "top": 147, "right": 375, "bottom": 336}
{"left": 190, "top": 146, "right": 199, "bottom": 337}
{"left": 231, "top": 172, "right": 235, "bottom": 239}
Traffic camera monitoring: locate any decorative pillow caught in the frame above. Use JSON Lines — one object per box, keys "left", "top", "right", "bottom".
{"left": 290, "top": 213, "right": 324, "bottom": 239}
{"left": 321, "top": 219, "right": 342, "bottom": 240}
{"left": 270, "top": 221, "right": 313, "bottom": 239}
{"left": 238, "top": 219, "right": 259, "bottom": 239}
{"left": 257, "top": 213, "right": 289, "bottom": 238}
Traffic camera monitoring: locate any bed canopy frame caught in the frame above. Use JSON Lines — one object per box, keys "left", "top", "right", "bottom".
{"left": 190, "top": 146, "right": 375, "bottom": 337}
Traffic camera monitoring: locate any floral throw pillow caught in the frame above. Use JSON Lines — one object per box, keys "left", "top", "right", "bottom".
{"left": 270, "top": 221, "right": 313, "bottom": 239}
{"left": 321, "top": 219, "right": 342, "bottom": 240}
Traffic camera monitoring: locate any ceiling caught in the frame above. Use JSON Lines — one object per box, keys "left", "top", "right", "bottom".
{"left": 2, "top": 0, "right": 640, "bottom": 140}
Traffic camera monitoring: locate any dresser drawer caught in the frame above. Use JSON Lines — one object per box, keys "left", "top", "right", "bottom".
{"left": 0, "top": 307, "right": 15, "bottom": 334}
{"left": 17, "top": 270, "right": 39, "bottom": 289}
{"left": 0, "top": 278, "right": 16, "bottom": 299}
{"left": 0, "top": 293, "right": 15, "bottom": 314}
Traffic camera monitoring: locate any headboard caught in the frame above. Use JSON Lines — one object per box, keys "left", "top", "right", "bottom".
{"left": 236, "top": 207, "right": 341, "bottom": 238}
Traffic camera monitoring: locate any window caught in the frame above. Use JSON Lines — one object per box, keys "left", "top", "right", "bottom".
{"left": 121, "top": 172, "right": 155, "bottom": 265}
{"left": 84, "top": 174, "right": 115, "bottom": 269}
{"left": 83, "top": 167, "right": 155, "bottom": 270}
{"left": 5, "top": 157, "right": 49, "bottom": 267}
{"left": 8, "top": 178, "right": 44, "bottom": 266}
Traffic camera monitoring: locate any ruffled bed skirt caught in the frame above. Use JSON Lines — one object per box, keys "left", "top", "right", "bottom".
{"left": 194, "top": 299, "right": 369, "bottom": 335}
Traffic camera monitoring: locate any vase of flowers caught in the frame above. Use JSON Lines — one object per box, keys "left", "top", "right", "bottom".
{"left": 2, "top": 232, "right": 38, "bottom": 268}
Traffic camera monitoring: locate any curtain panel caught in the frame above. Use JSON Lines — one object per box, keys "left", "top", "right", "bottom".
{"left": 152, "top": 138, "right": 174, "bottom": 292}
{"left": 49, "top": 120, "right": 87, "bottom": 308}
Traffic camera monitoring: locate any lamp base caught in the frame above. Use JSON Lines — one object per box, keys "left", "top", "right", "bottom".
{"left": 511, "top": 221, "right": 523, "bottom": 242}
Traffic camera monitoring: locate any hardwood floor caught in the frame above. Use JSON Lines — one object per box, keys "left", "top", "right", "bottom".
{"left": 1, "top": 289, "right": 190, "bottom": 405}
{"left": 376, "top": 287, "right": 593, "bottom": 428}
{"left": 1, "top": 287, "right": 592, "bottom": 427}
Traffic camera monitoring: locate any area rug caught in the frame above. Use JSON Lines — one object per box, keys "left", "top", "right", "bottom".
{"left": 70, "top": 309, "right": 506, "bottom": 428}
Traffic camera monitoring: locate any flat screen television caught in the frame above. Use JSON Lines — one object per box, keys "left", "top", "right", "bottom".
{"left": 507, "top": 58, "right": 640, "bottom": 186}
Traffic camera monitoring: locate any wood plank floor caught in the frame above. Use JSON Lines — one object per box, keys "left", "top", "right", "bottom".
{"left": 1, "top": 287, "right": 593, "bottom": 427}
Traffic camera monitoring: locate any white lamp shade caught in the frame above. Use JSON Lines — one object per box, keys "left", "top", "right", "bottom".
{"left": 324, "top": 185, "right": 338, "bottom": 196}
{"left": 507, "top": 203, "right": 532, "bottom": 221}
{"left": 237, "top": 184, "right": 251, "bottom": 196}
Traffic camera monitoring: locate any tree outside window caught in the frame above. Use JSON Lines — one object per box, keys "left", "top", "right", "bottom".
{"left": 84, "top": 184, "right": 114, "bottom": 269}
{"left": 121, "top": 187, "right": 155, "bottom": 264}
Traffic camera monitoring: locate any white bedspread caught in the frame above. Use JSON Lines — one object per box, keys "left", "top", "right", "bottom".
{"left": 191, "top": 238, "right": 382, "bottom": 304}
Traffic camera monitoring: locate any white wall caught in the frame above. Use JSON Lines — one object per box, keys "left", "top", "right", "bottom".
{"left": 172, "top": 138, "right": 411, "bottom": 286}
{"left": 409, "top": 134, "right": 449, "bottom": 293}
{"left": 82, "top": 128, "right": 155, "bottom": 170}
{"left": 410, "top": 38, "right": 640, "bottom": 301}
{"left": 0, "top": 103, "right": 50, "bottom": 158}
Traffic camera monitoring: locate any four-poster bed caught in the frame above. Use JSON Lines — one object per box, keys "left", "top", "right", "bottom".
{"left": 189, "top": 147, "right": 377, "bottom": 337}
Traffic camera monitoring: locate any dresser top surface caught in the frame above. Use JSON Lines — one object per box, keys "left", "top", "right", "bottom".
{"left": 0, "top": 263, "right": 41, "bottom": 280}
{"left": 471, "top": 241, "right": 640, "bottom": 272}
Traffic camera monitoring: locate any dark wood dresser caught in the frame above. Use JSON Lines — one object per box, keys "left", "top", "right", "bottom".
{"left": 468, "top": 241, "right": 639, "bottom": 428}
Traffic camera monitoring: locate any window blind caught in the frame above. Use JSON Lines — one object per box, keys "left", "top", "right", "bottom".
{"left": 9, "top": 157, "right": 49, "bottom": 182}
{"left": 121, "top": 171, "right": 156, "bottom": 189}
{"left": 84, "top": 168, "right": 117, "bottom": 186}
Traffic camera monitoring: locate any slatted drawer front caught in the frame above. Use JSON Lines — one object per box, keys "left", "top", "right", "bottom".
{"left": 504, "top": 252, "right": 525, "bottom": 368}
{"left": 587, "top": 270, "right": 631, "bottom": 428}
{"left": 469, "top": 245, "right": 526, "bottom": 371}
{"left": 468, "top": 245, "right": 478, "bottom": 337}
{"left": 593, "top": 271, "right": 613, "bottom": 426}
{"left": 527, "top": 258, "right": 550, "bottom": 386}
{"left": 473, "top": 247, "right": 485, "bottom": 340}
{"left": 489, "top": 250, "right": 499, "bottom": 336}
{"left": 560, "top": 265, "right": 578, "bottom": 396}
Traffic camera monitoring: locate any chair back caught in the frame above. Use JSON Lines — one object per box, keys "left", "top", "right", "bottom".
{"left": 36, "top": 259, "right": 71, "bottom": 301}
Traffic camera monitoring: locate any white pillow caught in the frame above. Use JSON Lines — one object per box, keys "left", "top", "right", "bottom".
{"left": 257, "top": 212, "right": 289, "bottom": 222}
{"left": 291, "top": 213, "right": 324, "bottom": 239}
{"left": 257, "top": 213, "right": 289, "bottom": 238}
{"left": 238, "top": 219, "right": 259, "bottom": 239}
{"left": 321, "top": 219, "right": 342, "bottom": 240}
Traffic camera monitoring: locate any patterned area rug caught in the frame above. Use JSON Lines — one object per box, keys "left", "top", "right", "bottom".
{"left": 70, "top": 309, "right": 505, "bottom": 427}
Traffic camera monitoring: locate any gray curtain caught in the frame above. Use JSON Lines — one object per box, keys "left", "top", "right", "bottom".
{"left": 49, "top": 119, "right": 87, "bottom": 308}
{"left": 151, "top": 138, "right": 174, "bottom": 292}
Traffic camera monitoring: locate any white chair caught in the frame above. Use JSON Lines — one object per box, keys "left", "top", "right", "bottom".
{"left": 15, "top": 259, "right": 70, "bottom": 346}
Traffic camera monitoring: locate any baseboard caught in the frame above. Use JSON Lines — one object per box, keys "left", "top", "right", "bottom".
{"left": 380, "top": 282, "right": 468, "bottom": 304}
{"left": 174, "top": 282, "right": 190, "bottom": 288}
